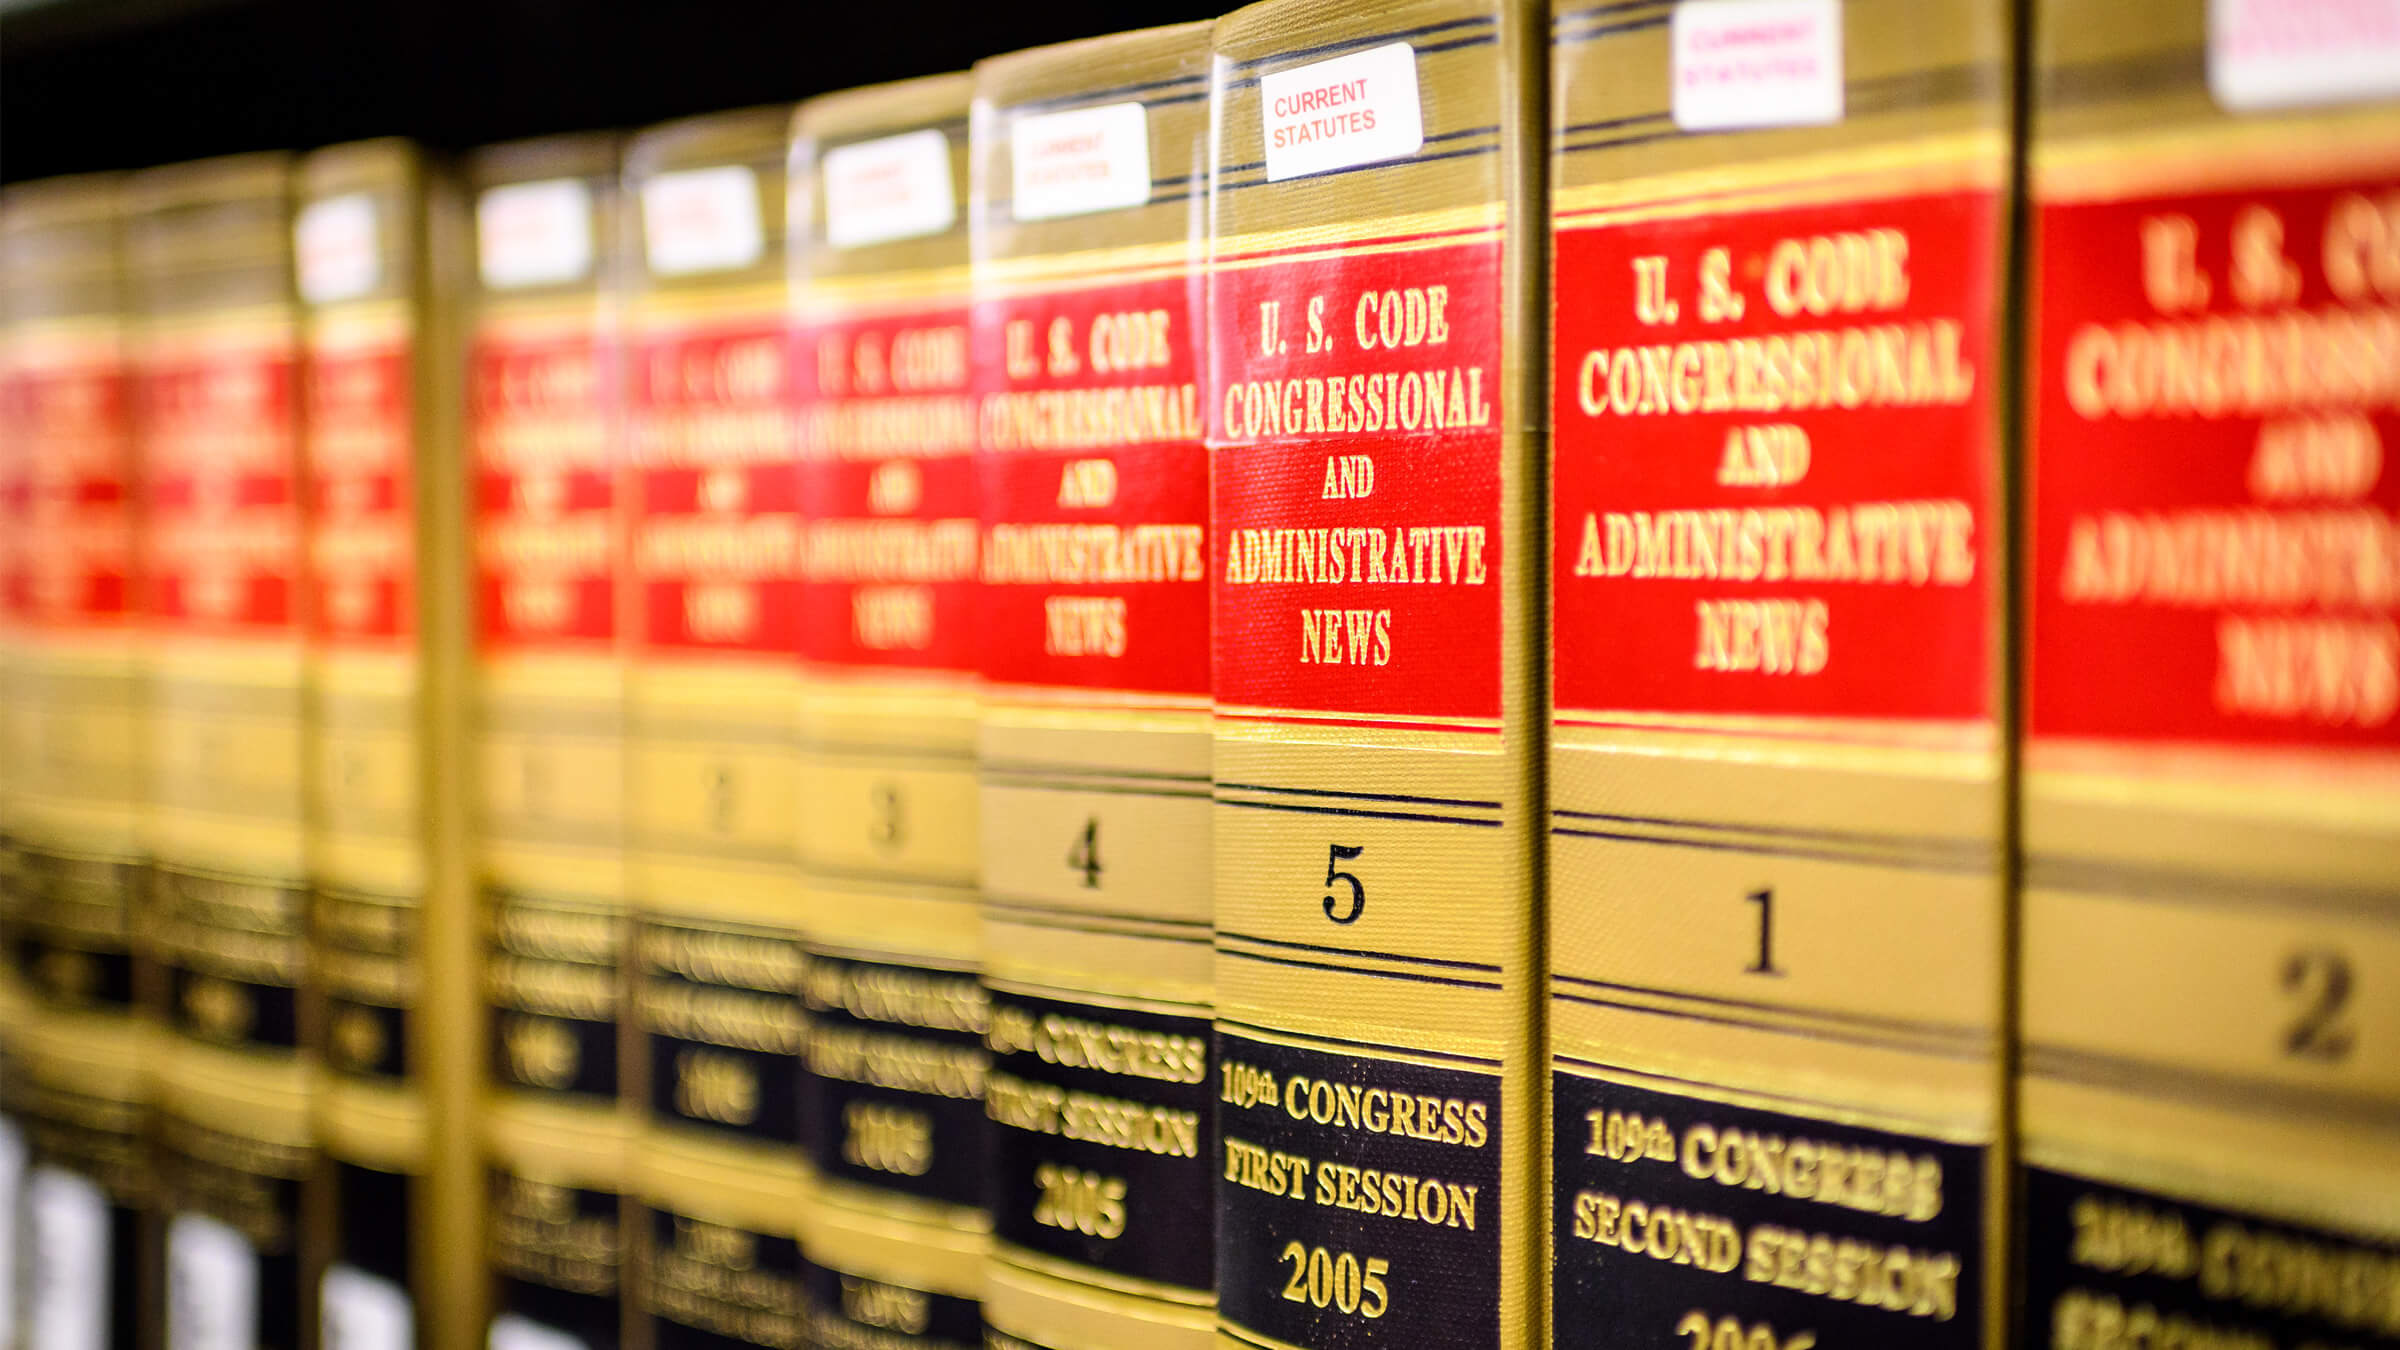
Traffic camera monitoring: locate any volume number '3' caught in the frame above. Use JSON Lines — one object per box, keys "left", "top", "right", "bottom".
{"left": 1322, "top": 844, "right": 1365, "bottom": 924}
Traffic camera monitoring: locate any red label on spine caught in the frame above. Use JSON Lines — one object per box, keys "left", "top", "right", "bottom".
{"left": 0, "top": 350, "right": 135, "bottom": 629}
{"left": 975, "top": 272, "right": 1208, "bottom": 697}
{"left": 629, "top": 314, "right": 799, "bottom": 657}
{"left": 472, "top": 326, "right": 617, "bottom": 650}
{"left": 138, "top": 339, "right": 303, "bottom": 634}
{"left": 1551, "top": 188, "right": 2001, "bottom": 725}
{"left": 2029, "top": 167, "right": 2400, "bottom": 751}
{"left": 795, "top": 303, "right": 978, "bottom": 674}
{"left": 1206, "top": 234, "right": 1504, "bottom": 723}
{"left": 306, "top": 338, "right": 414, "bottom": 645}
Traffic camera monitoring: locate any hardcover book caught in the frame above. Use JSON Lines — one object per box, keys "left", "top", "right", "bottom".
{"left": 296, "top": 138, "right": 480, "bottom": 1350}
{"left": 621, "top": 105, "right": 811, "bottom": 1350}
{"left": 2019, "top": 1, "right": 2400, "bottom": 1342}
{"left": 1545, "top": 2, "right": 2017, "bottom": 1347}
{"left": 469, "top": 132, "right": 636, "bottom": 1350}
{"left": 129, "top": 150, "right": 314, "bottom": 1350}
{"left": 790, "top": 73, "right": 988, "bottom": 1350}
{"left": 0, "top": 170, "right": 161, "bottom": 1350}
{"left": 1202, "top": 6, "right": 1545, "bottom": 1350}
{"left": 969, "top": 23, "right": 1216, "bottom": 1350}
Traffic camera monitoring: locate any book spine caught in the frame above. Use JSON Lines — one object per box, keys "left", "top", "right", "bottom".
{"left": 0, "top": 174, "right": 162, "bottom": 1349}
{"left": 132, "top": 153, "right": 314, "bottom": 1350}
{"left": 470, "top": 140, "right": 636, "bottom": 1350}
{"left": 620, "top": 110, "right": 811, "bottom": 1350}
{"left": 1545, "top": 6, "right": 2016, "bottom": 1348}
{"left": 790, "top": 81, "right": 988, "bottom": 1350}
{"left": 2018, "top": 1, "right": 2400, "bottom": 1340}
{"left": 1203, "top": 7, "right": 1542, "bottom": 1350}
{"left": 968, "top": 27, "right": 1217, "bottom": 1350}
{"left": 298, "top": 140, "right": 481, "bottom": 1350}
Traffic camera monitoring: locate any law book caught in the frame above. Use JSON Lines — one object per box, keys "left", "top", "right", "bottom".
{"left": 467, "top": 133, "right": 636, "bottom": 1350}
{"left": 1545, "top": 4, "right": 2016, "bottom": 1347}
{"left": 2018, "top": 2, "right": 2400, "bottom": 1342}
{"left": 789, "top": 73, "right": 987, "bottom": 1350}
{"left": 127, "top": 150, "right": 314, "bottom": 1350}
{"left": 1202, "top": 5, "right": 1542, "bottom": 1350}
{"left": 0, "top": 170, "right": 162, "bottom": 1349}
{"left": 619, "top": 105, "right": 810, "bottom": 1350}
{"left": 294, "top": 138, "right": 479, "bottom": 1350}
{"left": 968, "top": 24, "right": 1216, "bottom": 1350}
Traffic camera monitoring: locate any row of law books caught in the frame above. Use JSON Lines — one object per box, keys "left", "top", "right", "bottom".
{"left": 0, "top": 0, "right": 2394, "bottom": 1347}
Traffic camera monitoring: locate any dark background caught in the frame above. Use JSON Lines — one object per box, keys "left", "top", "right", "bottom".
{"left": 0, "top": 0, "right": 1219, "bottom": 184}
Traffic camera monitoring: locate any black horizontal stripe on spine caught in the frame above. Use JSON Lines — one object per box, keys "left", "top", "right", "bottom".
{"left": 1218, "top": 1015, "right": 1499, "bottom": 1069}
{"left": 1552, "top": 109, "right": 1672, "bottom": 141}
{"left": 1220, "top": 797, "right": 1501, "bottom": 828}
{"left": 1210, "top": 143, "right": 1502, "bottom": 198}
{"left": 981, "top": 908, "right": 1212, "bottom": 945}
{"left": 795, "top": 859, "right": 975, "bottom": 893}
{"left": 1553, "top": 0, "right": 1672, "bottom": 24}
{"left": 1554, "top": 806, "right": 1989, "bottom": 856}
{"left": 1550, "top": 13, "right": 1669, "bottom": 47}
{"left": 1227, "top": 17, "right": 1494, "bottom": 73}
{"left": 2023, "top": 856, "right": 2398, "bottom": 921}
{"left": 1005, "top": 73, "right": 1210, "bottom": 116}
{"left": 1222, "top": 781, "right": 1498, "bottom": 810}
{"left": 1551, "top": 1050, "right": 1969, "bottom": 1136}
{"left": 1552, "top": 824, "right": 1990, "bottom": 874}
{"left": 1551, "top": 988, "right": 1994, "bottom": 1060}
{"left": 1551, "top": 972, "right": 1989, "bottom": 1044}
{"left": 982, "top": 778, "right": 1211, "bottom": 803}
{"left": 1219, "top": 945, "right": 1500, "bottom": 990}
{"left": 804, "top": 941, "right": 974, "bottom": 974}
{"left": 803, "top": 740, "right": 975, "bottom": 763}
{"left": 2024, "top": 1043, "right": 2400, "bottom": 1130}
{"left": 1219, "top": 929, "right": 1500, "bottom": 973}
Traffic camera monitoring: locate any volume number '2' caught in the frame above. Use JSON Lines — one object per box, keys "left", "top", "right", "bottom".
{"left": 1323, "top": 845, "right": 1365, "bottom": 924}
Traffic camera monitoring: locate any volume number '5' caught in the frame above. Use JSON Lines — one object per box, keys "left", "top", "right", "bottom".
{"left": 1322, "top": 844, "right": 1365, "bottom": 924}
{"left": 1278, "top": 1242, "right": 1388, "bottom": 1319}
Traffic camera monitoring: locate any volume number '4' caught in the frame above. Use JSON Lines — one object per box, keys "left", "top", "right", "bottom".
{"left": 1067, "top": 817, "right": 1102, "bottom": 890}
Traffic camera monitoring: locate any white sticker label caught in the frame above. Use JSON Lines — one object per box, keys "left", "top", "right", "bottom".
{"left": 2209, "top": 0, "right": 2400, "bottom": 111}
{"left": 642, "top": 164, "right": 764, "bottom": 277}
{"left": 1260, "top": 41, "right": 1426, "bottom": 183}
{"left": 296, "top": 192, "right": 382, "bottom": 304}
{"left": 323, "top": 1264, "right": 415, "bottom": 1350}
{"left": 479, "top": 178, "right": 596, "bottom": 289}
{"left": 25, "top": 1165, "right": 109, "bottom": 1350}
{"left": 167, "top": 1212, "right": 258, "bottom": 1350}
{"left": 1671, "top": 0, "right": 1845, "bottom": 131}
{"left": 1012, "top": 102, "right": 1154, "bottom": 221}
{"left": 824, "top": 129, "right": 957, "bottom": 248}
{"left": 489, "top": 1313, "right": 593, "bottom": 1350}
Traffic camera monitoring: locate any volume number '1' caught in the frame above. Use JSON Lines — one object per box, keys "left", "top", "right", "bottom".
{"left": 1323, "top": 845, "right": 1365, "bottom": 924}
{"left": 1278, "top": 1243, "right": 1389, "bottom": 1319}
{"left": 1744, "top": 888, "right": 1784, "bottom": 976}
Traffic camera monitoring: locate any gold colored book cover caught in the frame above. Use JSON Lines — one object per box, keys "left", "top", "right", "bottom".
{"left": 468, "top": 132, "right": 636, "bottom": 1350}
{"left": 128, "top": 150, "right": 314, "bottom": 1350}
{"left": 1546, "top": 2, "right": 2016, "bottom": 1348}
{"left": 969, "top": 23, "right": 1215, "bottom": 1350}
{"left": 2019, "top": 2, "right": 2400, "bottom": 1343}
{"left": 296, "top": 138, "right": 480, "bottom": 1350}
{"left": 789, "top": 72, "right": 987, "bottom": 1350}
{"left": 620, "top": 104, "right": 810, "bottom": 1350}
{"left": 0, "top": 170, "right": 163, "bottom": 1348}
{"left": 1202, "top": 4, "right": 1543, "bottom": 1349}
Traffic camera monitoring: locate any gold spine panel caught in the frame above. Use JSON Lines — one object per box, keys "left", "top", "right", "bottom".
{"left": 622, "top": 108, "right": 810, "bottom": 1349}
{"left": 791, "top": 70, "right": 991, "bottom": 1337}
{"left": 2020, "top": 2, "right": 2400, "bottom": 1346}
{"left": 972, "top": 22, "right": 1218, "bottom": 1350}
{"left": 1204, "top": 4, "right": 1543, "bottom": 1350}
{"left": 1547, "top": 3, "right": 2015, "bottom": 1349}
{"left": 469, "top": 129, "right": 635, "bottom": 1350}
